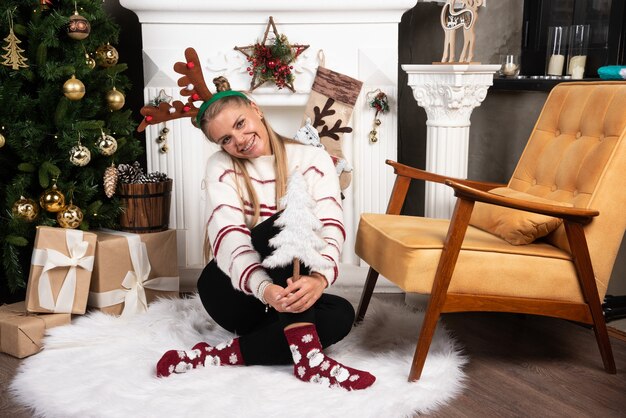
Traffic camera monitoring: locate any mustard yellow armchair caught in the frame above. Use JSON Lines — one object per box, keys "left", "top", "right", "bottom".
{"left": 355, "top": 81, "right": 626, "bottom": 381}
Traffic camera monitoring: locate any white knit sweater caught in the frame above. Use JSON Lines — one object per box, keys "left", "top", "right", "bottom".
{"left": 205, "top": 143, "right": 345, "bottom": 301}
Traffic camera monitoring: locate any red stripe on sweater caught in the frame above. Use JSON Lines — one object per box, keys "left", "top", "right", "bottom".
{"left": 242, "top": 200, "right": 277, "bottom": 211}
{"left": 229, "top": 249, "right": 257, "bottom": 275}
{"left": 316, "top": 196, "right": 342, "bottom": 210}
{"left": 213, "top": 225, "right": 250, "bottom": 256}
{"left": 303, "top": 166, "right": 324, "bottom": 177}
{"left": 239, "top": 263, "right": 263, "bottom": 293}
{"left": 218, "top": 169, "right": 276, "bottom": 185}
{"left": 320, "top": 218, "right": 346, "bottom": 239}
{"left": 208, "top": 204, "right": 244, "bottom": 227}
{"left": 321, "top": 254, "right": 338, "bottom": 285}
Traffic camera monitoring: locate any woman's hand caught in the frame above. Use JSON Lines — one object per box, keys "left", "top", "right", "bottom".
{"left": 263, "top": 283, "right": 288, "bottom": 312}
{"left": 279, "top": 273, "right": 327, "bottom": 313}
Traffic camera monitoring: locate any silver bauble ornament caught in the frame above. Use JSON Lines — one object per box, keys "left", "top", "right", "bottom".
{"left": 69, "top": 144, "right": 91, "bottom": 166}
{"left": 97, "top": 133, "right": 118, "bottom": 156}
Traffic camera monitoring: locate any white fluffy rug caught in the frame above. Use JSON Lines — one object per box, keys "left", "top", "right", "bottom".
{"left": 10, "top": 295, "right": 466, "bottom": 418}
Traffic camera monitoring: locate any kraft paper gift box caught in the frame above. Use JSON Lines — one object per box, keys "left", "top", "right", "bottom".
{"left": 0, "top": 302, "right": 71, "bottom": 358}
{"left": 25, "top": 226, "right": 97, "bottom": 314}
{"left": 88, "top": 229, "right": 180, "bottom": 316}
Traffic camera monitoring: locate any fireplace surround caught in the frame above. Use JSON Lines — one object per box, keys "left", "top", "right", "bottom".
{"left": 119, "top": 0, "right": 416, "bottom": 290}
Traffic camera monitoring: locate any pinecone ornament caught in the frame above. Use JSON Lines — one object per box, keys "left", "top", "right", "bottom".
{"left": 104, "top": 164, "right": 119, "bottom": 198}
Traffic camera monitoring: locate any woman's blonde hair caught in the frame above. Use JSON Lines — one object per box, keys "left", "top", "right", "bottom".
{"left": 200, "top": 95, "right": 295, "bottom": 260}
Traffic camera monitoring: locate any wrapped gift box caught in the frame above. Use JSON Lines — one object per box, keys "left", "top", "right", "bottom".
{"left": 88, "top": 229, "right": 179, "bottom": 316}
{"left": 25, "top": 226, "right": 97, "bottom": 314}
{"left": 0, "top": 302, "right": 71, "bottom": 358}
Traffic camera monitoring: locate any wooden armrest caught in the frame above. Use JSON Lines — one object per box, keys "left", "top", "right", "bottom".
{"left": 446, "top": 180, "right": 599, "bottom": 224}
{"left": 386, "top": 160, "right": 504, "bottom": 191}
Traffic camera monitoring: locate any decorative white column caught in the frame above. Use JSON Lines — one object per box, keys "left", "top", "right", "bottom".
{"left": 402, "top": 64, "right": 500, "bottom": 219}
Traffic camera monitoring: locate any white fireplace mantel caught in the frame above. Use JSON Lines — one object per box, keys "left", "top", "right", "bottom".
{"left": 119, "top": 0, "right": 418, "bottom": 24}
{"left": 120, "top": 0, "right": 415, "bottom": 291}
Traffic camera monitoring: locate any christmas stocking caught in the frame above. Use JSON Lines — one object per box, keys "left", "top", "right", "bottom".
{"left": 300, "top": 66, "right": 363, "bottom": 191}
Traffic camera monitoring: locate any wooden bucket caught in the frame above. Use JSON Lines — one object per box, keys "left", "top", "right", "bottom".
{"left": 118, "top": 179, "right": 172, "bottom": 233}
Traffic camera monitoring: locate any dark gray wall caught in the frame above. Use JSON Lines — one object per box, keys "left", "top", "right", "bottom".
{"left": 397, "top": 1, "right": 625, "bottom": 294}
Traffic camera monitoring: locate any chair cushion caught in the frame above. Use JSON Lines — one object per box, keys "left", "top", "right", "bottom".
{"left": 355, "top": 213, "right": 589, "bottom": 303}
{"left": 469, "top": 187, "right": 573, "bottom": 245}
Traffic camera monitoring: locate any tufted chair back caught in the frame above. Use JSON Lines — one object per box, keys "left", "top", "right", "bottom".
{"left": 507, "top": 82, "right": 626, "bottom": 297}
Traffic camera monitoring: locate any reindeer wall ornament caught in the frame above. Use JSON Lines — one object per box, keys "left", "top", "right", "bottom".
{"left": 439, "top": 0, "right": 483, "bottom": 63}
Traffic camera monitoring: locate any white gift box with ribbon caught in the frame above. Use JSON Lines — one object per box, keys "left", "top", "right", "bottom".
{"left": 88, "top": 229, "right": 179, "bottom": 316}
{"left": 25, "top": 226, "right": 97, "bottom": 314}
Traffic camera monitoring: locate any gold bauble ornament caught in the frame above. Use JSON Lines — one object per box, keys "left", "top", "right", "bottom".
{"left": 97, "top": 133, "right": 118, "bottom": 156}
{"left": 63, "top": 75, "right": 85, "bottom": 101}
{"left": 67, "top": 11, "right": 91, "bottom": 40}
{"left": 40, "top": 183, "right": 66, "bottom": 213}
{"left": 69, "top": 144, "right": 91, "bottom": 166}
{"left": 57, "top": 203, "right": 84, "bottom": 229}
{"left": 12, "top": 196, "right": 39, "bottom": 221}
{"left": 106, "top": 87, "right": 125, "bottom": 111}
{"left": 95, "top": 43, "right": 119, "bottom": 68}
{"left": 85, "top": 53, "right": 96, "bottom": 70}
{"left": 0, "top": 132, "right": 5, "bottom": 148}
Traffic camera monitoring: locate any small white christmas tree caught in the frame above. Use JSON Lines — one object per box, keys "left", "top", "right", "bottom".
{"left": 262, "top": 170, "right": 332, "bottom": 281}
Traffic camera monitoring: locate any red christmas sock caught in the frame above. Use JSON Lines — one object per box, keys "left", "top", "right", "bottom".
{"left": 156, "top": 338, "right": 244, "bottom": 377}
{"left": 284, "top": 324, "right": 376, "bottom": 390}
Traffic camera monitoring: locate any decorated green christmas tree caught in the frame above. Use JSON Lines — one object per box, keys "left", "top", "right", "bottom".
{"left": 0, "top": 0, "right": 142, "bottom": 296}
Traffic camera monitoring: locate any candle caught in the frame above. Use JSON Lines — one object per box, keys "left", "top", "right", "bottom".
{"left": 569, "top": 55, "right": 587, "bottom": 79}
{"left": 502, "top": 63, "right": 519, "bottom": 76}
{"left": 547, "top": 54, "right": 565, "bottom": 76}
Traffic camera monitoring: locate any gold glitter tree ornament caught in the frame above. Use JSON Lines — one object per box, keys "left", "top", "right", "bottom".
{"left": 2, "top": 9, "right": 29, "bottom": 70}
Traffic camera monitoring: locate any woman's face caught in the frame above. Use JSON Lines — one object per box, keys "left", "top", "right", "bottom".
{"left": 206, "top": 101, "right": 272, "bottom": 159}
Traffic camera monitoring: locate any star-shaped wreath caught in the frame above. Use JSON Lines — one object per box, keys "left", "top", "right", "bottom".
{"left": 234, "top": 16, "right": 309, "bottom": 92}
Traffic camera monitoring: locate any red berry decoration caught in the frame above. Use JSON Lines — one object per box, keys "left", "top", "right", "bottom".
{"left": 192, "top": 93, "right": 200, "bottom": 101}
{"left": 146, "top": 115, "right": 153, "bottom": 122}
{"left": 183, "top": 105, "right": 191, "bottom": 112}
{"left": 186, "top": 61, "right": 195, "bottom": 69}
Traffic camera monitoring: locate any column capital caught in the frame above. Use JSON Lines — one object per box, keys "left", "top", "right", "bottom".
{"left": 402, "top": 64, "right": 500, "bottom": 127}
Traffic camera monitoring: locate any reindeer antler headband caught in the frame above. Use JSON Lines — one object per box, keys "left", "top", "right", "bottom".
{"left": 137, "top": 47, "right": 247, "bottom": 132}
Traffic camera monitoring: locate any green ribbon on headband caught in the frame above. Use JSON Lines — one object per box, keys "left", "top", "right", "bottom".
{"left": 196, "top": 90, "right": 248, "bottom": 126}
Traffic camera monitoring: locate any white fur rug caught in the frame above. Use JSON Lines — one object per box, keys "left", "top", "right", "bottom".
{"left": 10, "top": 295, "right": 466, "bottom": 418}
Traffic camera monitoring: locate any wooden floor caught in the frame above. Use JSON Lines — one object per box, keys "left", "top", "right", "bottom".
{"left": 1, "top": 293, "right": 625, "bottom": 417}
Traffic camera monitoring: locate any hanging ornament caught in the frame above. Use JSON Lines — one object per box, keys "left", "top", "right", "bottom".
{"left": 2, "top": 9, "right": 29, "bottom": 70}
{"left": 67, "top": 9, "right": 91, "bottom": 40}
{"left": 12, "top": 196, "right": 39, "bottom": 221}
{"left": 85, "top": 53, "right": 96, "bottom": 69}
{"left": 0, "top": 132, "right": 5, "bottom": 148}
{"left": 40, "top": 0, "right": 53, "bottom": 12}
{"left": 156, "top": 123, "right": 170, "bottom": 153}
{"left": 103, "top": 164, "right": 118, "bottom": 198}
{"left": 366, "top": 89, "right": 390, "bottom": 143}
{"left": 57, "top": 202, "right": 84, "bottom": 229}
{"left": 63, "top": 75, "right": 85, "bottom": 100}
{"left": 95, "top": 43, "right": 119, "bottom": 68}
{"left": 40, "top": 180, "right": 66, "bottom": 213}
{"left": 69, "top": 134, "right": 91, "bottom": 166}
{"left": 97, "top": 130, "right": 118, "bottom": 155}
{"left": 106, "top": 87, "right": 125, "bottom": 111}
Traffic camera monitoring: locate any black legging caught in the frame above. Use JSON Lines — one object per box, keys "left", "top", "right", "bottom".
{"left": 197, "top": 213, "right": 355, "bottom": 365}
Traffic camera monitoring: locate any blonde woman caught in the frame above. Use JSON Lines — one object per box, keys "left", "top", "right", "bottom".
{"left": 156, "top": 89, "right": 375, "bottom": 391}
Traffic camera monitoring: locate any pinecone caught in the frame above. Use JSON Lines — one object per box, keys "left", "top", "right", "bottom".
{"left": 117, "top": 162, "right": 143, "bottom": 184}
{"left": 103, "top": 165, "right": 119, "bottom": 198}
{"left": 143, "top": 171, "right": 169, "bottom": 183}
